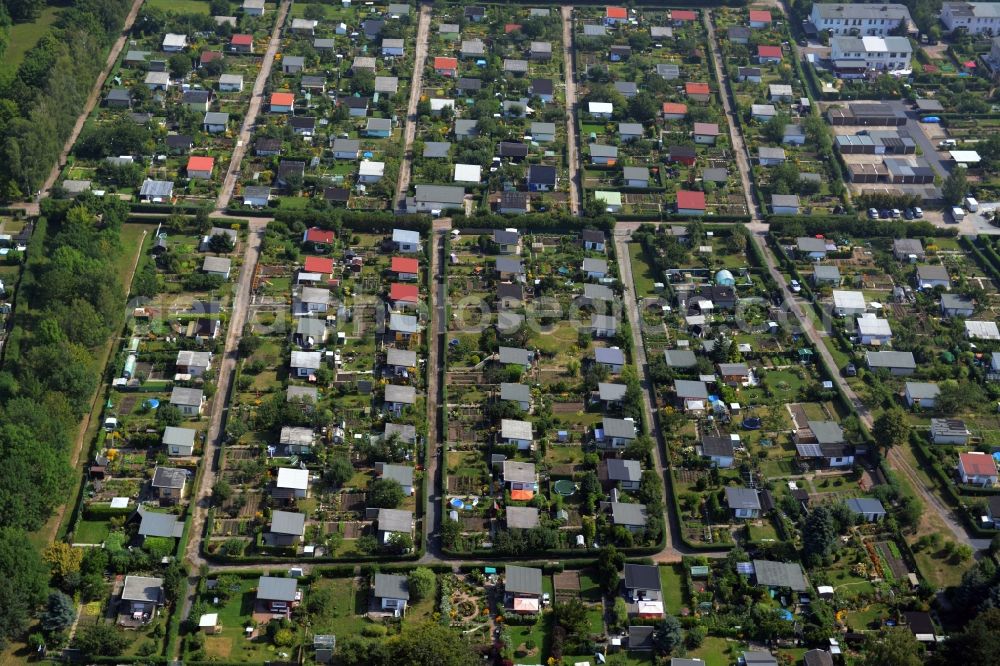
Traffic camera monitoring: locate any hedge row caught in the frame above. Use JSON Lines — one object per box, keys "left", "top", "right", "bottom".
{"left": 769, "top": 216, "right": 958, "bottom": 239}
{"left": 451, "top": 212, "right": 615, "bottom": 232}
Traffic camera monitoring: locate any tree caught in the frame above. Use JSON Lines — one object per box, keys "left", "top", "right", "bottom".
{"left": 368, "top": 478, "right": 405, "bottom": 508}
{"left": 408, "top": 567, "right": 435, "bottom": 601}
{"left": 611, "top": 597, "right": 628, "bottom": 631}
{"left": 653, "top": 614, "right": 683, "bottom": 655}
{"left": 762, "top": 112, "right": 792, "bottom": 144}
{"left": 553, "top": 598, "right": 590, "bottom": 640}
{"left": 325, "top": 456, "right": 354, "bottom": 488}
{"left": 934, "top": 608, "right": 1000, "bottom": 665}
{"left": 44, "top": 541, "right": 83, "bottom": 581}
{"left": 209, "top": 0, "right": 229, "bottom": 15}
{"left": 0, "top": 528, "right": 48, "bottom": 647}
{"left": 163, "top": 563, "right": 184, "bottom": 603}
{"left": 383, "top": 622, "right": 479, "bottom": 666}
{"left": 873, "top": 408, "right": 909, "bottom": 453}
{"left": 169, "top": 52, "right": 192, "bottom": 79}
{"left": 595, "top": 545, "right": 626, "bottom": 595}
{"left": 41, "top": 591, "right": 76, "bottom": 633}
{"left": 156, "top": 404, "right": 183, "bottom": 427}
{"left": 942, "top": 165, "right": 969, "bottom": 205}
{"left": 802, "top": 505, "right": 838, "bottom": 565}
{"left": 5, "top": 0, "right": 45, "bottom": 21}
{"left": 212, "top": 479, "right": 233, "bottom": 505}
{"left": 208, "top": 233, "right": 235, "bottom": 254}
{"left": 862, "top": 627, "right": 924, "bottom": 666}
{"left": 74, "top": 623, "right": 129, "bottom": 657}
{"left": 627, "top": 92, "right": 659, "bottom": 123}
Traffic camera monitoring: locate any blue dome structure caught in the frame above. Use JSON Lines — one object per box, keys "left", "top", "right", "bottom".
{"left": 715, "top": 269, "right": 735, "bottom": 286}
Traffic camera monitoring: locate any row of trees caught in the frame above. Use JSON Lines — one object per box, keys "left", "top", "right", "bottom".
{"left": 0, "top": 196, "right": 128, "bottom": 646}
{"left": 0, "top": 0, "right": 131, "bottom": 201}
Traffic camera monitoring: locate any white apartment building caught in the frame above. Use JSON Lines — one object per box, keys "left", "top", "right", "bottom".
{"left": 831, "top": 35, "right": 913, "bottom": 73}
{"left": 941, "top": 2, "right": 1000, "bottom": 35}
{"left": 810, "top": 3, "right": 912, "bottom": 36}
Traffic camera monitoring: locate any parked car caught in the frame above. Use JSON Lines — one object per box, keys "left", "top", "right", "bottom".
{"left": 890, "top": 208, "right": 901, "bottom": 218}
{"left": 939, "top": 139, "right": 957, "bottom": 148}
{"left": 913, "top": 207, "right": 923, "bottom": 218}
{"left": 844, "top": 363, "right": 857, "bottom": 377}
{"left": 879, "top": 209, "right": 891, "bottom": 219}
{"left": 790, "top": 279, "right": 801, "bottom": 293}
{"left": 903, "top": 209, "right": 914, "bottom": 220}
{"left": 868, "top": 208, "right": 879, "bottom": 219}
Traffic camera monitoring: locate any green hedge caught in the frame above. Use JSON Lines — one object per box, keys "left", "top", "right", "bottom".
{"left": 451, "top": 212, "right": 615, "bottom": 232}
{"left": 769, "top": 216, "right": 958, "bottom": 239}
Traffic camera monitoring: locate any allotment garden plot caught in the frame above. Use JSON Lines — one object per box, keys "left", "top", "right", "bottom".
{"left": 409, "top": 5, "right": 570, "bottom": 216}
{"left": 575, "top": 7, "right": 746, "bottom": 217}
{"left": 236, "top": 2, "right": 417, "bottom": 213}
{"left": 442, "top": 226, "right": 666, "bottom": 556}
{"left": 60, "top": 6, "right": 278, "bottom": 205}
{"left": 212, "top": 224, "right": 428, "bottom": 561}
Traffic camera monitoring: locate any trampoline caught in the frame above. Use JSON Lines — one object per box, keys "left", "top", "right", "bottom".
{"left": 553, "top": 479, "right": 576, "bottom": 496}
{"left": 450, "top": 498, "right": 465, "bottom": 509}
{"left": 742, "top": 417, "right": 762, "bottom": 430}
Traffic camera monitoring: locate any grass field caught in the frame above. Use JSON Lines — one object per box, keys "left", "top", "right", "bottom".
{"left": 1, "top": 7, "right": 61, "bottom": 78}
{"left": 627, "top": 243, "right": 658, "bottom": 297}
{"left": 659, "top": 564, "right": 685, "bottom": 614}
{"left": 145, "top": 0, "right": 214, "bottom": 13}
{"left": 689, "top": 636, "right": 741, "bottom": 666}
{"left": 74, "top": 520, "right": 111, "bottom": 544}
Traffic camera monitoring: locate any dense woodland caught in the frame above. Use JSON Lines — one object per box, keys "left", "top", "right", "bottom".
{"left": 0, "top": 0, "right": 131, "bottom": 201}
{"left": 0, "top": 195, "right": 126, "bottom": 646}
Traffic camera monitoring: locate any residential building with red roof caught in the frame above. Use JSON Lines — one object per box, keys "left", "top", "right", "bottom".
{"left": 391, "top": 256, "right": 420, "bottom": 280}
{"left": 671, "top": 9, "right": 697, "bottom": 22}
{"left": 187, "top": 156, "right": 215, "bottom": 180}
{"left": 304, "top": 256, "right": 334, "bottom": 274}
{"left": 685, "top": 82, "right": 711, "bottom": 102}
{"left": 662, "top": 102, "right": 688, "bottom": 120}
{"left": 231, "top": 34, "right": 253, "bottom": 52}
{"left": 270, "top": 92, "right": 294, "bottom": 112}
{"left": 676, "top": 190, "right": 706, "bottom": 216}
{"left": 433, "top": 57, "right": 458, "bottom": 76}
{"left": 303, "top": 227, "right": 335, "bottom": 245}
{"left": 749, "top": 10, "right": 772, "bottom": 28}
{"left": 606, "top": 7, "right": 628, "bottom": 25}
{"left": 390, "top": 283, "right": 419, "bottom": 308}
{"left": 758, "top": 45, "right": 783, "bottom": 62}
{"left": 959, "top": 452, "right": 998, "bottom": 486}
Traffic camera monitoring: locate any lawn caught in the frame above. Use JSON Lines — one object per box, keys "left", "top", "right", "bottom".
{"left": 1, "top": 7, "right": 61, "bottom": 77}
{"left": 659, "top": 564, "right": 685, "bottom": 614}
{"left": 628, "top": 243, "right": 658, "bottom": 297}
{"left": 145, "top": 0, "right": 214, "bottom": 13}
{"left": 310, "top": 577, "right": 369, "bottom": 636}
{"left": 689, "top": 636, "right": 741, "bottom": 666}
{"left": 509, "top": 613, "right": 550, "bottom": 665}
{"left": 74, "top": 520, "right": 111, "bottom": 544}
{"left": 762, "top": 370, "right": 804, "bottom": 399}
